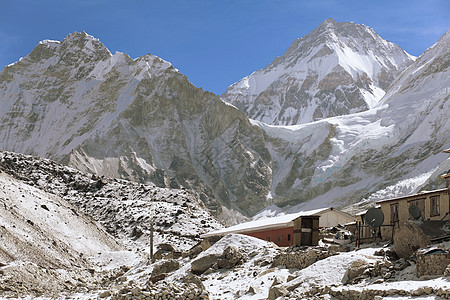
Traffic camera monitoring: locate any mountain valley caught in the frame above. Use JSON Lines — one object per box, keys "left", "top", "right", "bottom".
{"left": 1, "top": 21, "right": 448, "bottom": 218}
{"left": 0, "top": 18, "right": 449, "bottom": 299}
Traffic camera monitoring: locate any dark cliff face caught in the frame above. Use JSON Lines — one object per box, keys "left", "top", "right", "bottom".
{"left": 66, "top": 71, "right": 274, "bottom": 216}
{"left": 0, "top": 32, "right": 273, "bottom": 217}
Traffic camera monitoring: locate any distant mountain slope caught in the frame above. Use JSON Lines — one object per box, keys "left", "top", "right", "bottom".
{"left": 0, "top": 28, "right": 447, "bottom": 218}
{"left": 256, "top": 29, "right": 449, "bottom": 212}
{"left": 222, "top": 19, "right": 415, "bottom": 125}
{"left": 0, "top": 32, "right": 272, "bottom": 217}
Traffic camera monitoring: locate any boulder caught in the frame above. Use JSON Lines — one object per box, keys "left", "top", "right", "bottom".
{"left": 154, "top": 249, "right": 164, "bottom": 260}
{"left": 158, "top": 243, "right": 176, "bottom": 252}
{"left": 182, "top": 274, "right": 205, "bottom": 290}
{"left": 343, "top": 259, "right": 369, "bottom": 284}
{"left": 151, "top": 259, "right": 180, "bottom": 276}
{"left": 217, "top": 259, "right": 234, "bottom": 269}
{"left": 148, "top": 273, "right": 167, "bottom": 283}
{"left": 217, "top": 246, "right": 243, "bottom": 269}
{"left": 222, "top": 246, "right": 243, "bottom": 265}
{"left": 99, "top": 291, "right": 111, "bottom": 298}
{"left": 394, "top": 222, "right": 430, "bottom": 258}
{"left": 191, "top": 254, "right": 220, "bottom": 275}
{"left": 186, "top": 245, "right": 203, "bottom": 259}
{"left": 444, "top": 265, "right": 450, "bottom": 277}
{"left": 268, "top": 285, "right": 289, "bottom": 300}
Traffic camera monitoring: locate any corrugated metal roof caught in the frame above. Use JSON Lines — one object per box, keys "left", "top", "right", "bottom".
{"left": 201, "top": 207, "right": 330, "bottom": 238}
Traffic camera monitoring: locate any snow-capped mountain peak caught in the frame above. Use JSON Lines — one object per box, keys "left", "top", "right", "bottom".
{"left": 222, "top": 19, "right": 415, "bottom": 125}
{"left": 0, "top": 32, "right": 273, "bottom": 218}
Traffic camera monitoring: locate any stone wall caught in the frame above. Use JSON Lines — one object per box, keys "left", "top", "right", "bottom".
{"left": 271, "top": 247, "right": 337, "bottom": 269}
{"left": 301, "top": 285, "right": 450, "bottom": 299}
{"left": 416, "top": 251, "right": 450, "bottom": 277}
{"left": 108, "top": 282, "right": 209, "bottom": 300}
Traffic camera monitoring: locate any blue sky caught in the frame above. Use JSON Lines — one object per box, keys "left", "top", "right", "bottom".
{"left": 0, "top": 0, "right": 448, "bottom": 94}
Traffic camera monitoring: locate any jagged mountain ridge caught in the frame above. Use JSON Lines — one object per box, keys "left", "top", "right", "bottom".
{"left": 0, "top": 32, "right": 272, "bottom": 217}
{"left": 254, "top": 29, "right": 449, "bottom": 212}
{"left": 0, "top": 27, "right": 448, "bottom": 219}
{"left": 222, "top": 18, "right": 415, "bottom": 125}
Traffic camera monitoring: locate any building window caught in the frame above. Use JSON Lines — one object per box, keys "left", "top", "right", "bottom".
{"left": 390, "top": 203, "right": 399, "bottom": 223}
{"left": 265, "top": 236, "right": 270, "bottom": 241}
{"left": 430, "top": 195, "right": 440, "bottom": 217}
{"left": 287, "top": 234, "right": 291, "bottom": 241}
{"left": 277, "top": 235, "right": 283, "bottom": 242}
{"left": 408, "top": 198, "right": 425, "bottom": 219}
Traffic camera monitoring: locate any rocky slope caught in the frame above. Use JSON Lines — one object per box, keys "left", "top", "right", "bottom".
{"left": 222, "top": 18, "right": 415, "bottom": 125}
{"left": 1, "top": 150, "right": 449, "bottom": 299}
{"left": 0, "top": 32, "right": 272, "bottom": 217}
{"left": 0, "top": 150, "right": 223, "bottom": 251}
{"left": 0, "top": 169, "right": 121, "bottom": 270}
{"left": 0, "top": 150, "right": 224, "bottom": 297}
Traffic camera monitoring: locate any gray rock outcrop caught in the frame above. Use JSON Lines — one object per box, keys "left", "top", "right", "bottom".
{"left": 394, "top": 221, "right": 431, "bottom": 258}
{"left": 191, "top": 254, "right": 221, "bottom": 275}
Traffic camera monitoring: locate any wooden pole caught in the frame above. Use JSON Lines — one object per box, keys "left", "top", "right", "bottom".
{"left": 150, "top": 196, "right": 155, "bottom": 263}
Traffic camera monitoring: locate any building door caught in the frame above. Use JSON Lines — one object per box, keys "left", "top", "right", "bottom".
{"left": 301, "top": 217, "right": 313, "bottom": 246}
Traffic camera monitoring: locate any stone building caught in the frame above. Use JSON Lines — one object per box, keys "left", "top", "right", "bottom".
{"left": 376, "top": 149, "right": 450, "bottom": 241}
{"left": 376, "top": 188, "right": 449, "bottom": 241}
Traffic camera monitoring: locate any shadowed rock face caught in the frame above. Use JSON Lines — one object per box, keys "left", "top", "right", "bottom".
{"left": 222, "top": 19, "right": 415, "bottom": 126}
{"left": 0, "top": 32, "right": 272, "bottom": 217}
{"left": 65, "top": 72, "right": 273, "bottom": 216}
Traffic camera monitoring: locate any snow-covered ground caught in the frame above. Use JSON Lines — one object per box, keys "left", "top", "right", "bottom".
{"left": 1, "top": 150, "right": 449, "bottom": 299}
{"left": 0, "top": 150, "right": 223, "bottom": 298}
{"left": 0, "top": 171, "right": 122, "bottom": 266}
{"left": 111, "top": 234, "right": 450, "bottom": 299}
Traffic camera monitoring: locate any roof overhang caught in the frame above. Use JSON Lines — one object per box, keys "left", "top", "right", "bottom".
{"left": 376, "top": 188, "right": 448, "bottom": 204}
{"left": 201, "top": 207, "right": 332, "bottom": 238}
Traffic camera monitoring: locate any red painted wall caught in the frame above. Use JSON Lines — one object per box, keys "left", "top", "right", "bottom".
{"left": 245, "top": 227, "right": 294, "bottom": 247}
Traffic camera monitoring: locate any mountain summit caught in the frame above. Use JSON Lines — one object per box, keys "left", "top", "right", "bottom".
{"left": 0, "top": 31, "right": 272, "bottom": 218}
{"left": 222, "top": 19, "right": 415, "bottom": 125}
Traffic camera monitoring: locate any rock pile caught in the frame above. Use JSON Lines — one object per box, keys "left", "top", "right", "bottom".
{"left": 394, "top": 221, "right": 431, "bottom": 258}
{"left": 302, "top": 284, "right": 450, "bottom": 299}
{"left": 0, "top": 261, "right": 101, "bottom": 298}
{"left": 149, "top": 259, "right": 181, "bottom": 283}
{"left": 108, "top": 282, "right": 209, "bottom": 300}
{"left": 0, "top": 151, "right": 223, "bottom": 252}
{"left": 191, "top": 245, "right": 243, "bottom": 275}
